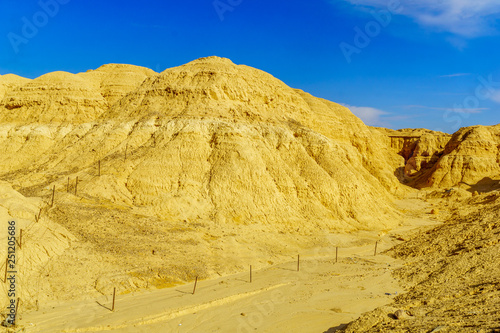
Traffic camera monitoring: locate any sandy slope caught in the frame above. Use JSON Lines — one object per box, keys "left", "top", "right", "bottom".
{"left": 20, "top": 242, "right": 400, "bottom": 333}
{"left": 17, "top": 199, "right": 438, "bottom": 333}
{"left": 340, "top": 191, "right": 500, "bottom": 332}
{"left": 0, "top": 182, "right": 74, "bottom": 314}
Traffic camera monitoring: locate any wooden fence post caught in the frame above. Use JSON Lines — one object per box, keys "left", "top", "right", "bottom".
{"left": 51, "top": 185, "right": 55, "bottom": 207}
{"left": 18, "top": 230, "right": 23, "bottom": 250}
{"left": 111, "top": 287, "right": 116, "bottom": 311}
{"left": 13, "top": 298, "right": 20, "bottom": 325}
{"left": 75, "top": 177, "right": 78, "bottom": 196}
{"left": 192, "top": 277, "right": 198, "bottom": 295}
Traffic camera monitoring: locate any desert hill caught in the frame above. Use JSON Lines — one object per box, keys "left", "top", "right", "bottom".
{"left": 0, "top": 64, "right": 157, "bottom": 124}
{"left": 78, "top": 63, "right": 157, "bottom": 106}
{"left": 0, "top": 57, "right": 403, "bottom": 232}
{"left": 0, "top": 71, "right": 108, "bottom": 124}
{"left": 0, "top": 57, "right": 411, "bottom": 312}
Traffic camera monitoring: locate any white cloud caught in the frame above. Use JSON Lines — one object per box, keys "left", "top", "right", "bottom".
{"left": 439, "top": 73, "right": 471, "bottom": 78}
{"left": 343, "top": 104, "right": 390, "bottom": 126}
{"left": 340, "top": 0, "right": 500, "bottom": 37}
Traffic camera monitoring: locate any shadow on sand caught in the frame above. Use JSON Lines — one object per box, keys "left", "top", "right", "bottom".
{"left": 323, "top": 323, "right": 348, "bottom": 332}
{"left": 95, "top": 300, "right": 112, "bottom": 311}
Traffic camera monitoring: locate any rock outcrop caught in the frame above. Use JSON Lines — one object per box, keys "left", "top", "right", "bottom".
{"left": 0, "top": 71, "right": 108, "bottom": 123}
{"left": 422, "top": 125, "right": 500, "bottom": 188}
{"left": 77, "top": 63, "right": 157, "bottom": 106}
{"left": 404, "top": 132, "right": 450, "bottom": 177}
{"left": 0, "top": 74, "right": 31, "bottom": 101}
{"left": 378, "top": 124, "right": 500, "bottom": 191}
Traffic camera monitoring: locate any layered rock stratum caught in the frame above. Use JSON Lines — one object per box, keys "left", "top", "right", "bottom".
{"left": 422, "top": 125, "right": 500, "bottom": 188}
{"left": 380, "top": 125, "right": 500, "bottom": 191}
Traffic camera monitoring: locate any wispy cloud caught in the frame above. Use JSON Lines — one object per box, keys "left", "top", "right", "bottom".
{"left": 403, "top": 104, "right": 487, "bottom": 113}
{"left": 439, "top": 73, "right": 471, "bottom": 78}
{"left": 340, "top": 0, "right": 500, "bottom": 37}
{"left": 343, "top": 104, "right": 390, "bottom": 126}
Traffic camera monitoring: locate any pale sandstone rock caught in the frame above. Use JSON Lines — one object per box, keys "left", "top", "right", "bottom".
{"left": 424, "top": 125, "right": 500, "bottom": 188}
{"left": 0, "top": 73, "right": 31, "bottom": 101}
{"left": 77, "top": 63, "right": 157, "bottom": 106}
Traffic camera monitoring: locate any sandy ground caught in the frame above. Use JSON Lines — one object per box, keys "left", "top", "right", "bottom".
{"left": 21, "top": 247, "right": 401, "bottom": 333}
{"left": 17, "top": 199, "right": 440, "bottom": 333}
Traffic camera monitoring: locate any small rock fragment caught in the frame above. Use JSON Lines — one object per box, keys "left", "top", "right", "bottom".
{"left": 394, "top": 309, "right": 409, "bottom": 319}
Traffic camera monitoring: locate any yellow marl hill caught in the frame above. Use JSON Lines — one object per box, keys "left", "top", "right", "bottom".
{"left": 0, "top": 56, "right": 402, "bottom": 231}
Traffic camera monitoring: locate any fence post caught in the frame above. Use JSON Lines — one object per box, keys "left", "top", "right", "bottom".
{"left": 51, "top": 185, "right": 55, "bottom": 207}
{"left": 193, "top": 277, "right": 198, "bottom": 295}
{"left": 112, "top": 287, "right": 116, "bottom": 311}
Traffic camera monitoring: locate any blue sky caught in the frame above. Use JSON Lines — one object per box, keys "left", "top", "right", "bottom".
{"left": 1, "top": 0, "right": 500, "bottom": 133}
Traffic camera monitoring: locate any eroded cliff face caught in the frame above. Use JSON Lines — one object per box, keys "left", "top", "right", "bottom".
{"left": 423, "top": 125, "right": 500, "bottom": 188}
{"left": 375, "top": 128, "right": 450, "bottom": 182}
{"left": 378, "top": 125, "right": 500, "bottom": 191}
{"left": 404, "top": 133, "right": 450, "bottom": 177}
